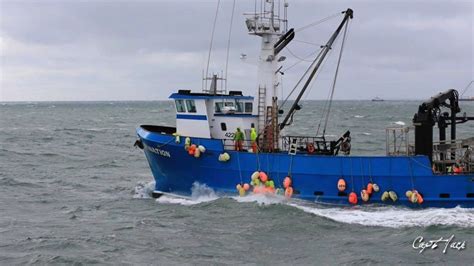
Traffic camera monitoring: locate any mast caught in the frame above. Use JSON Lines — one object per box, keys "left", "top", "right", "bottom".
{"left": 279, "top": 8, "right": 353, "bottom": 131}
{"left": 244, "top": 0, "right": 291, "bottom": 151}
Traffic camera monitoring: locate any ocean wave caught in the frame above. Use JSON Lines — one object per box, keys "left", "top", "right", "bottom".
{"left": 393, "top": 121, "right": 406, "bottom": 126}
{"left": 287, "top": 203, "right": 474, "bottom": 228}
{"left": 0, "top": 177, "right": 43, "bottom": 188}
{"left": 155, "top": 182, "right": 219, "bottom": 205}
{"left": 232, "top": 193, "right": 474, "bottom": 228}
{"left": 133, "top": 180, "right": 156, "bottom": 199}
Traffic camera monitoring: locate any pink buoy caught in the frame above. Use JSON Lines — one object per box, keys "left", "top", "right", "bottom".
{"left": 243, "top": 183, "right": 250, "bottom": 191}
{"left": 259, "top": 172, "right": 268, "bottom": 183}
{"left": 283, "top": 176, "right": 292, "bottom": 189}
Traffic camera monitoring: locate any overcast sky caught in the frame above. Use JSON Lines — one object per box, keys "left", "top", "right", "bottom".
{"left": 0, "top": 0, "right": 472, "bottom": 101}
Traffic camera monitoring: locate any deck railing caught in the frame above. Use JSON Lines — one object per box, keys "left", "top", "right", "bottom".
{"left": 432, "top": 137, "right": 474, "bottom": 174}
{"left": 222, "top": 135, "right": 334, "bottom": 155}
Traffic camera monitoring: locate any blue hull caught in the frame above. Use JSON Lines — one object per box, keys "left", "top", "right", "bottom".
{"left": 137, "top": 127, "right": 474, "bottom": 208}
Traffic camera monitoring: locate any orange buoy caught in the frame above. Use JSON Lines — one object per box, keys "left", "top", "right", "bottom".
{"left": 285, "top": 187, "right": 293, "bottom": 198}
{"left": 417, "top": 193, "right": 424, "bottom": 204}
{"left": 188, "top": 144, "right": 196, "bottom": 155}
{"left": 360, "top": 189, "right": 369, "bottom": 202}
{"left": 337, "top": 179, "right": 346, "bottom": 192}
{"left": 367, "top": 183, "right": 374, "bottom": 194}
{"left": 453, "top": 166, "right": 462, "bottom": 174}
{"left": 259, "top": 172, "right": 268, "bottom": 182}
{"left": 283, "top": 176, "right": 292, "bottom": 189}
{"left": 243, "top": 183, "right": 250, "bottom": 191}
{"left": 253, "top": 185, "right": 263, "bottom": 194}
{"left": 348, "top": 192, "right": 358, "bottom": 204}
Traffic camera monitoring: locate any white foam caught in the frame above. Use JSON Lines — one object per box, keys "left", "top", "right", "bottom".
{"left": 133, "top": 180, "right": 156, "bottom": 199}
{"left": 155, "top": 182, "right": 219, "bottom": 206}
{"left": 362, "top": 132, "right": 372, "bottom": 136}
{"left": 287, "top": 203, "right": 474, "bottom": 228}
{"left": 232, "top": 193, "right": 286, "bottom": 205}
{"left": 354, "top": 115, "right": 365, "bottom": 118}
{"left": 393, "top": 121, "right": 406, "bottom": 126}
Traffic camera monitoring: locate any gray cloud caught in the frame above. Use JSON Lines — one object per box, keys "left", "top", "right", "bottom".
{"left": 0, "top": 0, "right": 472, "bottom": 101}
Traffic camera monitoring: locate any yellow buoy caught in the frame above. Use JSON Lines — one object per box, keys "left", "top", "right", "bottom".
{"left": 251, "top": 171, "right": 260, "bottom": 180}
{"left": 198, "top": 145, "right": 206, "bottom": 153}
{"left": 360, "top": 189, "right": 369, "bottom": 202}
{"left": 372, "top": 183, "right": 380, "bottom": 192}
{"left": 388, "top": 191, "right": 398, "bottom": 202}
{"left": 194, "top": 148, "right": 201, "bottom": 158}
{"left": 410, "top": 192, "right": 418, "bottom": 203}
{"left": 381, "top": 191, "right": 390, "bottom": 201}
{"left": 174, "top": 133, "right": 180, "bottom": 143}
{"left": 405, "top": 190, "right": 413, "bottom": 198}
{"left": 223, "top": 152, "right": 230, "bottom": 161}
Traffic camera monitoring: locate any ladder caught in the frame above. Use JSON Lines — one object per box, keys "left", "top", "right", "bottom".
{"left": 264, "top": 106, "right": 274, "bottom": 152}
{"left": 257, "top": 86, "right": 266, "bottom": 131}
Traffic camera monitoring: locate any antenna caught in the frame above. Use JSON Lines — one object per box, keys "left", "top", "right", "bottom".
{"left": 224, "top": 0, "right": 236, "bottom": 92}
{"left": 204, "top": 0, "right": 221, "bottom": 91}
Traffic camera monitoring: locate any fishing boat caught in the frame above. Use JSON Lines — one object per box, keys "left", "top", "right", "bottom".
{"left": 135, "top": 1, "right": 474, "bottom": 208}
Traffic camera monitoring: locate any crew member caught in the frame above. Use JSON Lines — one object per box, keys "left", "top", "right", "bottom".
{"left": 234, "top": 127, "right": 244, "bottom": 151}
{"left": 250, "top": 126, "right": 257, "bottom": 152}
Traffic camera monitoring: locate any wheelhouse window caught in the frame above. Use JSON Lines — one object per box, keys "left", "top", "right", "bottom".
{"left": 221, "top": 122, "right": 227, "bottom": 131}
{"left": 186, "top": 100, "right": 197, "bottom": 113}
{"left": 175, "top": 100, "right": 186, "bottom": 113}
{"left": 245, "top": 102, "right": 253, "bottom": 113}
{"left": 215, "top": 102, "right": 223, "bottom": 113}
{"left": 236, "top": 101, "right": 244, "bottom": 113}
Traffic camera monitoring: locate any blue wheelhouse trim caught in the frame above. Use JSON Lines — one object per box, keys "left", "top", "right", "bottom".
{"left": 169, "top": 93, "right": 253, "bottom": 100}
{"left": 176, "top": 114, "right": 207, "bottom": 120}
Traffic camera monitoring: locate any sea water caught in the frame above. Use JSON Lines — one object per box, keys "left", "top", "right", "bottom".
{"left": 1, "top": 101, "right": 473, "bottom": 264}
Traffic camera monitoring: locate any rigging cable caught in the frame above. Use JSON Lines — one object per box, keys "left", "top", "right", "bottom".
{"left": 204, "top": 0, "right": 221, "bottom": 89}
{"left": 285, "top": 47, "right": 316, "bottom": 62}
{"left": 280, "top": 47, "right": 325, "bottom": 109}
{"left": 460, "top": 80, "right": 474, "bottom": 97}
{"left": 294, "top": 12, "right": 342, "bottom": 32}
{"left": 322, "top": 19, "right": 350, "bottom": 138}
{"left": 282, "top": 48, "right": 321, "bottom": 73}
{"left": 224, "top": 0, "right": 236, "bottom": 92}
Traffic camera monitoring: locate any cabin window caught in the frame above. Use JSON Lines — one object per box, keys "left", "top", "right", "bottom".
{"left": 245, "top": 102, "right": 253, "bottom": 113}
{"left": 175, "top": 100, "right": 186, "bottom": 113}
{"left": 236, "top": 101, "right": 244, "bottom": 112}
{"left": 186, "top": 100, "right": 197, "bottom": 113}
{"left": 221, "top": 123, "right": 227, "bottom": 131}
{"left": 215, "top": 102, "right": 223, "bottom": 113}
{"left": 224, "top": 102, "right": 234, "bottom": 107}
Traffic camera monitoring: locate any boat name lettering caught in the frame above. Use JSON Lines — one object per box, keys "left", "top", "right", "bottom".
{"left": 412, "top": 235, "right": 466, "bottom": 254}
{"left": 225, "top": 132, "right": 235, "bottom": 138}
{"left": 144, "top": 144, "right": 171, "bottom": 158}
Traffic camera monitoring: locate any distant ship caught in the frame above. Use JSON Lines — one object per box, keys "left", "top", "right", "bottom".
{"left": 371, "top": 97, "right": 384, "bottom": 102}
{"left": 135, "top": 1, "right": 474, "bottom": 208}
